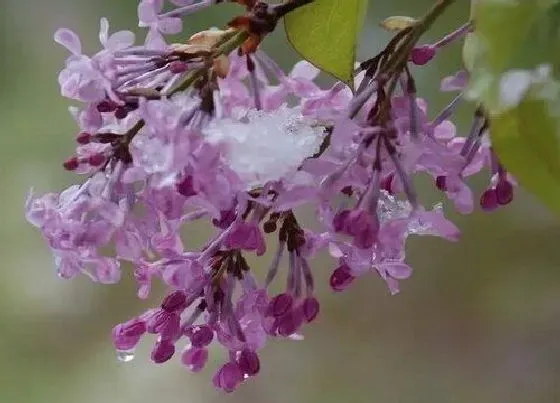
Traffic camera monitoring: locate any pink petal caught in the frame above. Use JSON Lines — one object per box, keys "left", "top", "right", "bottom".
{"left": 290, "top": 61, "right": 320, "bottom": 81}
{"left": 145, "top": 28, "right": 167, "bottom": 50}
{"left": 384, "top": 262, "right": 413, "bottom": 280}
{"left": 107, "top": 30, "right": 136, "bottom": 51}
{"left": 441, "top": 70, "right": 469, "bottom": 92}
{"left": 54, "top": 28, "right": 82, "bottom": 55}
{"left": 138, "top": 0, "right": 161, "bottom": 25}
{"left": 158, "top": 17, "right": 182, "bottom": 35}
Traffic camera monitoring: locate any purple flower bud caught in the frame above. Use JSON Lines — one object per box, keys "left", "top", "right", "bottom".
{"left": 276, "top": 308, "right": 304, "bottom": 337}
{"left": 115, "top": 106, "right": 129, "bottom": 120}
{"left": 88, "top": 153, "right": 106, "bottom": 167}
{"left": 176, "top": 175, "right": 197, "bottom": 197}
{"left": 480, "top": 189, "right": 499, "bottom": 212}
{"left": 96, "top": 100, "right": 116, "bottom": 113}
{"left": 160, "top": 313, "right": 181, "bottom": 341}
{"left": 496, "top": 180, "right": 514, "bottom": 205}
{"left": 237, "top": 349, "right": 260, "bottom": 376}
{"left": 120, "top": 318, "right": 147, "bottom": 337}
{"left": 333, "top": 209, "right": 350, "bottom": 232}
{"left": 212, "top": 208, "right": 237, "bottom": 229}
{"left": 169, "top": 61, "right": 189, "bottom": 74}
{"left": 213, "top": 362, "right": 243, "bottom": 393}
{"left": 302, "top": 297, "right": 320, "bottom": 323}
{"left": 76, "top": 132, "right": 91, "bottom": 144}
{"left": 189, "top": 325, "right": 214, "bottom": 348}
{"left": 330, "top": 265, "right": 355, "bottom": 292}
{"left": 435, "top": 175, "right": 447, "bottom": 191}
{"left": 380, "top": 174, "right": 394, "bottom": 194}
{"left": 112, "top": 321, "right": 144, "bottom": 351}
{"left": 263, "top": 220, "right": 277, "bottom": 233}
{"left": 63, "top": 157, "right": 79, "bottom": 171}
{"left": 181, "top": 346, "right": 209, "bottom": 372}
{"left": 147, "top": 309, "right": 172, "bottom": 334}
{"left": 161, "top": 290, "right": 187, "bottom": 312}
{"left": 151, "top": 340, "right": 175, "bottom": 364}
{"left": 267, "top": 293, "right": 293, "bottom": 317}
{"left": 411, "top": 45, "right": 436, "bottom": 65}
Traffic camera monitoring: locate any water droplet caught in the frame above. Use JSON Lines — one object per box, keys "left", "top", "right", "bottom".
{"left": 288, "top": 333, "right": 305, "bottom": 341}
{"left": 116, "top": 349, "right": 135, "bottom": 363}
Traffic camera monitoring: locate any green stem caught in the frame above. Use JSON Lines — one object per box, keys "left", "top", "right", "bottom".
{"left": 381, "top": 0, "right": 456, "bottom": 77}
{"left": 123, "top": 119, "right": 145, "bottom": 144}
{"left": 167, "top": 30, "right": 250, "bottom": 97}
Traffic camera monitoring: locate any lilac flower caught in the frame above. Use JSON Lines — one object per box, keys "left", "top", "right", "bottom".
{"left": 55, "top": 18, "right": 135, "bottom": 104}
{"left": 138, "top": 0, "right": 183, "bottom": 49}
{"left": 55, "top": 28, "right": 108, "bottom": 103}
{"left": 28, "top": 1, "right": 517, "bottom": 392}
{"left": 441, "top": 70, "right": 469, "bottom": 92}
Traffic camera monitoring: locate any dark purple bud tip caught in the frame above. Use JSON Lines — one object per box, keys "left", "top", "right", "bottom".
{"left": 181, "top": 346, "right": 208, "bottom": 372}
{"left": 341, "top": 186, "right": 353, "bottom": 196}
{"left": 333, "top": 209, "right": 350, "bottom": 232}
{"left": 381, "top": 174, "right": 394, "bottom": 194}
{"left": 212, "top": 208, "right": 236, "bottom": 229}
{"left": 151, "top": 340, "right": 175, "bottom": 364}
{"left": 63, "top": 157, "right": 79, "bottom": 171}
{"left": 435, "top": 175, "right": 447, "bottom": 191}
{"left": 76, "top": 132, "right": 91, "bottom": 145}
{"left": 496, "top": 180, "right": 514, "bottom": 205}
{"left": 176, "top": 175, "right": 197, "bottom": 197}
{"left": 302, "top": 297, "right": 320, "bottom": 323}
{"left": 263, "top": 220, "right": 277, "bottom": 233}
{"left": 267, "top": 293, "right": 293, "bottom": 317}
{"left": 480, "top": 188, "right": 499, "bottom": 212}
{"left": 161, "top": 290, "right": 187, "bottom": 313}
{"left": 88, "top": 153, "right": 106, "bottom": 167}
{"left": 169, "top": 61, "right": 189, "bottom": 74}
{"left": 237, "top": 349, "right": 260, "bottom": 376}
{"left": 97, "top": 100, "right": 117, "bottom": 113}
{"left": 115, "top": 106, "right": 129, "bottom": 120}
{"left": 189, "top": 325, "right": 214, "bottom": 348}
{"left": 410, "top": 45, "right": 436, "bottom": 66}
{"left": 330, "top": 265, "right": 355, "bottom": 292}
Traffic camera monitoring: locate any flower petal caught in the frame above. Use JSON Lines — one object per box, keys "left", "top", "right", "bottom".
{"left": 54, "top": 28, "right": 82, "bottom": 55}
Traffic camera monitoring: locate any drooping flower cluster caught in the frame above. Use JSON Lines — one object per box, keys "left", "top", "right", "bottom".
{"left": 26, "top": 0, "right": 515, "bottom": 392}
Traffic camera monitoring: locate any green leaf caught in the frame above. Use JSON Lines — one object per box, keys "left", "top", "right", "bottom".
{"left": 284, "top": 0, "right": 368, "bottom": 86}
{"left": 466, "top": 0, "right": 560, "bottom": 109}
{"left": 466, "top": 0, "right": 560, "bottom": 214}
{"left": 491, "top": 96, "right": 560, "bottom": 214}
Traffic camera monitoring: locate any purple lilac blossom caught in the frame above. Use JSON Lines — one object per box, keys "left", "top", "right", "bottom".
{"left": 26, "top": 1, "right": 516, "bottom": 393}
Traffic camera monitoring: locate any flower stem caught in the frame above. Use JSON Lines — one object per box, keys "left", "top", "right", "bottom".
{"left": 382, "top": 0, "right": 457, "bottom": 77}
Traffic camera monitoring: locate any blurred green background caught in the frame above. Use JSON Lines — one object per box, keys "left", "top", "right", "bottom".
{"left": 2, "top": 1, "right": 560, "bottom": 402}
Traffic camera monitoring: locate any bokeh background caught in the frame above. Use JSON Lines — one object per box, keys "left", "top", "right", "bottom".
{"left": 2, "top": 1, "right": 560, "bottom": 402}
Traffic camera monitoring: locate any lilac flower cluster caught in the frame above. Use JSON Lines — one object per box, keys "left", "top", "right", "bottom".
{"left": 26, "top": 0, "right": 515, "bottom": 392}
